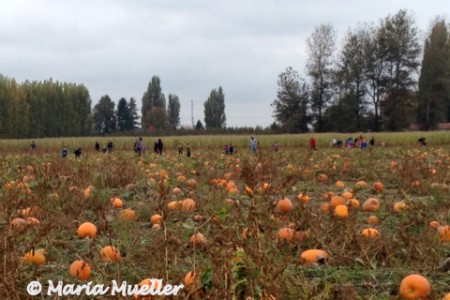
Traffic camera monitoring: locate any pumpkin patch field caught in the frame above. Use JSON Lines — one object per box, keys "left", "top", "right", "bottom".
{"left": 1, "top": 134, "right": 450, "bottom": 299}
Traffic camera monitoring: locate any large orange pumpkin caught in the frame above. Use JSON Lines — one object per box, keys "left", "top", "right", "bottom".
{"left": 69, "top": 260, "right": 91, "bottom": 281}
{"left": 77, "top": 222, "right": 97, "bottom": 238}
{"left": 399, "top": 274, "right": 431, "bottom": 300}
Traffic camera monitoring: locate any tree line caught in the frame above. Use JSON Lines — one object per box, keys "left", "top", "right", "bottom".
{"left": 273, "top": 10, "right": 450, "bottom": 132}
{"left": 0, "top": 73, "right": 227, "bottom": 138}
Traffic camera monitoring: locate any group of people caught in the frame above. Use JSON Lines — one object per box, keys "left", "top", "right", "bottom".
{"left": 223, "top": 144, "right": 234, "bottom": 154}
{"left": 94, "top": 141, "right": 114, "bottom": 153}
{"left": 330, "top": 135, "right": 374, "bottom": 150}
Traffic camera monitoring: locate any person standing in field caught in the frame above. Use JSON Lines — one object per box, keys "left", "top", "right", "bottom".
{"left": 309, "top": 136, "right": 317, "bottom": 151}
{"left": 134, "top": 137, "right": 144, "bottom": 155}
{"left": 249, "top": 136, "right": 256, "bottom": 153}
{"left": 95, "top": 142, "right": 100, "bottom": 152}
{"left": 186, "top": 143, "right": 191, "bottom": 157}
{"left": 273, "top": 142, "right": 279, "bottom": 152}
{"left": 156, "top": 138, "right": 164, "bottom": 155}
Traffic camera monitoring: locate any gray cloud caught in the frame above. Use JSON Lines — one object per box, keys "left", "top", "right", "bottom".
{"left": 1, "top": 0, "right": 448, "bottom": 127}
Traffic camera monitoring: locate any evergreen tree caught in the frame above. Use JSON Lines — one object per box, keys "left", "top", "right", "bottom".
{"left": 417, "top": 18, "right": 450, "bottom": 129}
{"left": 116, "top": 98, "right": 130, "bottom": 131}
{"left": 167, "top": 94, "right": 181, "bottom": 129}
{"left": 272, "top": 67, "right": 310, "bottom": 132}
{"left": 93, "top": 95, "right": 116, "bottom": 134}
{"left": 195, "top": 120, "right": 205, "bottom": 130}
{"left": 204, "top": 87, "right": 226, "bottom": 129}
{"left": 128, "top": 97, "right": 140, "bottom": 129}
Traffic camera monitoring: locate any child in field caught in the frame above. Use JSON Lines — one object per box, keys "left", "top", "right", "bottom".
{"left": 249, "top": 136, "right": 256, "bottom": 153}
{"left": 309, "top": 136, "right": 316, "bottom": 151}
{"left": 74, "top": 147, "right": 82, "bottom": 158}
{"left": 61, "top": 147, "right": 68, "bottom": 158}
{"left": 273, "top": 142, "right": 279, "bottom": 152}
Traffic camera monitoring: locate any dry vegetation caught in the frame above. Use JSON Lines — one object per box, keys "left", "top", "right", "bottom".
{"left": 1, "top": 134, "right": 450, "bottom": 299}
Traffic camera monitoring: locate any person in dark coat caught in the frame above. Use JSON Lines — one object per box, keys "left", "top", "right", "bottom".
{"left": 156, "top": 138, "right": 164, "bottom": 155}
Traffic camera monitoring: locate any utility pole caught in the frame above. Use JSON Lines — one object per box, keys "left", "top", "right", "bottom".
{"left": 191, "top": 100, "right": 194, "bottom": 128}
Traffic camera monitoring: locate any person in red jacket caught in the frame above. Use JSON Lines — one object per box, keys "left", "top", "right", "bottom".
{"left": 309, "top": 136, "right": 317, "bottom": 151}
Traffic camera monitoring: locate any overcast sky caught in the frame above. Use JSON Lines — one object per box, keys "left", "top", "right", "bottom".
{"left": 1, "top": 1, "right": 448, "bottom": 127}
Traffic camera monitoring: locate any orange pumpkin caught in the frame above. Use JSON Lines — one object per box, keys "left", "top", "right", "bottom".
{"left": 428, "top": 220, "right": 440, "bottom": 229}
{"left": 437, "top": 225, "right": 450, "bottom": 242}
{"left": 347, "top": 198, "right": 360, "bottom": 208}
{"left": 330, "top": 196, "right": 345, "bottom": 208}
{"left": 11, "top": 217, "right": 27, "bottom": 233}
{"left": 167, "top": 201, "right": 180, "bottom": 211}
{"left": 334, "top": 205, "right": 348, "bottom": 218}
{"left": 317, "top": 174, "right": 329, "bottom": 183}
{"left": 399, "top": 274, "right": 431, "bottom": 300}
{"left": 22, "top": 248, "right": 46, "bottom": 265}
{"left": 172, "top": 187, "right": 182, "bottom": 195}
{"left": 119, "top": 209, "right": 136, "bottom": 221}
{"left": 367, "top": 215, "right": 379, "bottom": 225}
{"left": 276, "top": 227, "right": 295, "bottom": 241}
{"left": 355, "top": 181, "right": 368, "bottom": 189}
{"left": 100, "top": 246, "right": 121, "bottom": 263}
{"left": 392, "top": 201, "right": 407, "bottom": 213}
{"left": 185, "top": 178, "right": 197, "bottom": 190}
{"left": 373, "top": 181, "right": 384, "bottom": 192}
{"left": 69, "top": 260, "right": 91, "bottom": 281}
{"left": 276, "top": 197, "right": 293, "bottom": 213}
{"left": 111, "top": 197, "right": 123, "bottom": 208}
{"left": 299, "top": 249, "right": 329, "bottom": 265}
{"left": 296, "top": 193, "right": 310, "bottom": 203}
{"left": 181, "top": 198, "right": 196, "bottom": 211}
{"left": 362, "top": 198, "right": 380, "bottom": 212}
{"left": 360, "top": 228, "right": 380, "bottom": 238}
{"left": 319, "top": 203, "right": 330, "bottom": 213}
{"left": 189, "top": 232, "right": 207, "bottom": 246}
{"left": 335, "top": 181, "right": 345, "bottom": 189}
{"left": 26, "top": 217, "right": 40, "bottom": 225}
{"left": 77, "top": 222, "right": 97, "bottom": 238}
{"left": 342, "top": 191, "right": 353, "bottom": 199}
{"left": 184, "top": 271, "right": 197, "bottom": 289}
{"left": 150, "top": 214, "right": 163, "bottom": 225}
